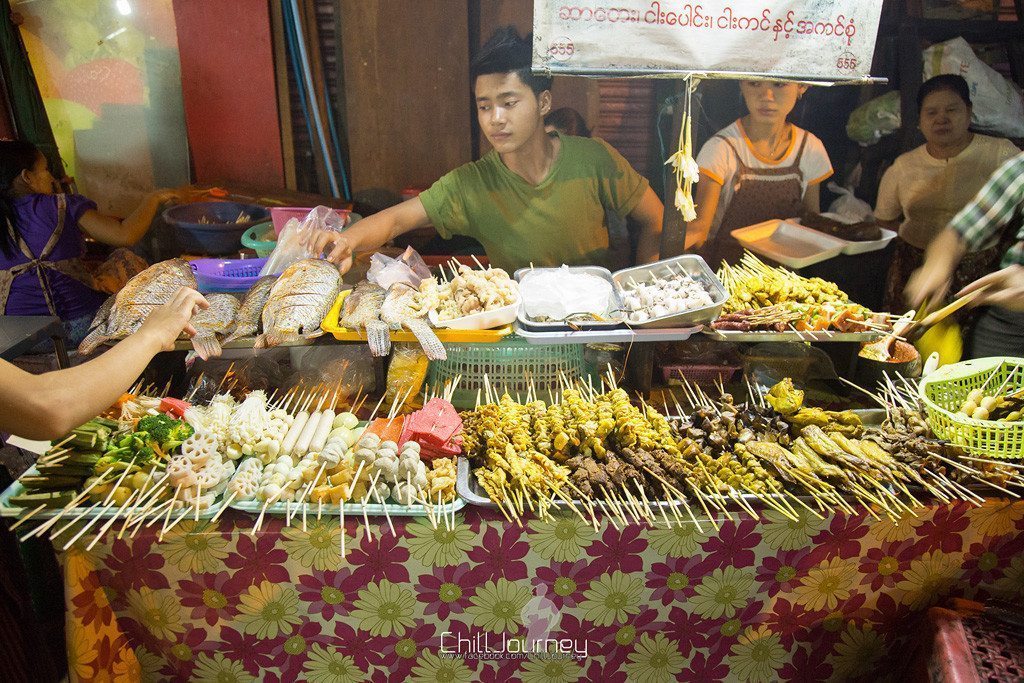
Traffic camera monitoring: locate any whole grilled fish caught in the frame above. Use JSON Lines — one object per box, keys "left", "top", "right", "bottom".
{"left": 339, "top": 280, "right": 390, "bottom": 357}
{"left": 185, "top": 293, "right": 240, "bottom": 360}
{"left": 79, "top": 259, "right": 196, "bottom": 354}
{"left": 255, "top": 259, "right": 341, "bottom": 348}
{"left": 381, "top": 283, "right": 446, "bottom": 361}
{"left": 223, "top": 275, "right": 278, "bottom": 343}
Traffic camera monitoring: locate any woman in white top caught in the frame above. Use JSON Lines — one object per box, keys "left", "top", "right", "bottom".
{"left": 877, "top": 74, "right": 1019, "bottom": 312}
{"left": 689, "top": 81, "right": 833, "bottom": 267}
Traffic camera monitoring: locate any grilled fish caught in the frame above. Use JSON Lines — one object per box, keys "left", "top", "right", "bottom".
{"left": 79, "top": 258, "right": 196, "bottom": 354}
{"left": 381, "top": 283, "right": 446, "bottom": 361}
{"left": 223, "top": 275, "right": 277, "bottom": 343}
{"left": 255, "top": 259, "right": 341, "bottom": 348}
{"left": 339, "top": 280, "right": 390, "bottom": 357}
{"left": 186, "top": 293, "right": 240, "bottom": 360}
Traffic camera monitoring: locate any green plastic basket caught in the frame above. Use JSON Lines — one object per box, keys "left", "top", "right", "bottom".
{"left": 919, "top": 356, "right": 1024, "bottom": 459}
{"left": 240, "top": 221, "right": 276, "bottom": 257}
{"left": 427, "top": 335, "right": 586, "bottom": 409}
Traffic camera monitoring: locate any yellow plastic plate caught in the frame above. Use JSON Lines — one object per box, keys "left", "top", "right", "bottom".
{"left": 322, "top": 290, "right": 513, "bottom": 343}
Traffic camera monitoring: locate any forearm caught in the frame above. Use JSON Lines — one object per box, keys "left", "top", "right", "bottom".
{"left": 923, "top": 228, "right": 968, "bottom": 278}
{"left": 635, "top": 221, "right": 662, "bottom": 263}
{"left": 5, "top": 332, "right": 162, "bottom": 439}
{"left": 118, "top": 193, "right": 165, "bottom": 245}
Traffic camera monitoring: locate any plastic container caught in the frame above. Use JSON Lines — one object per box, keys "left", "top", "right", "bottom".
{"left": 612, "top": 255, "right": 727, "bottom": 329}
{"left": 730, "top": 219, "right": 846, "bottom": 269}
{"left": 919, "top": 357, "right": 1024, "bottom": 459}
{"left": 190, "top": 257, "right": 269, "bottom": 293}
{"left": 427, "top": 335, "right": 586, "bottom": 409}
{"left": 428, "top": 297, "right": 520, "bottom": 330}
{"left": 240, "top": 221, "right": 277, "bottom": 257}
{"left": 270, "top": 207, "right": 351, "bottom": 235}
{"left": 163, "top": 202, "right": 270, "bottom": 256}
{"left": 661, "top": 364, "right": 741, "bottom": 386}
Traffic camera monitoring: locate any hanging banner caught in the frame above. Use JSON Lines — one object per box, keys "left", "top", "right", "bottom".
{"left": 532, "top": 0, "right": 884, "bottom": 82}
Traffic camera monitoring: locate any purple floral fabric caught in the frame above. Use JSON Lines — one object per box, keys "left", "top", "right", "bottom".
{"left": 58, "top": 500, "right": 1024, "bottom": 682}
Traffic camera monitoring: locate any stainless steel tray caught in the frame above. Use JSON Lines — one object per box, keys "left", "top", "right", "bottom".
{"left": 611, "top": 255, "right": 727, "bottom": 329}
{"left": 703, "top": 329, "right": 883, "bottom": 342}
{"left": 513, "top": 323, "right": 701, "bottom": 345}
{"left": 514, "top": 266, "right": 625, "bottom": 331}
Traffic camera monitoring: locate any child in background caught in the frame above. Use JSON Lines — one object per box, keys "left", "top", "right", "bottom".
{"left": 688, "top": 81, "right": 833, "bottom": 267}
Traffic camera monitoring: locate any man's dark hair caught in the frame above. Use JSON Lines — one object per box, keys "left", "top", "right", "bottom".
{"left": 471, "top": 26, "right": 552, "bottom": 96}
{"left": 917, "top": 74, "right": 972, "bottom": 114}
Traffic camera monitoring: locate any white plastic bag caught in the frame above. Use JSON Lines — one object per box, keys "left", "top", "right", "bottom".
{"left": 260, "top": 206, "right": 348, "bottom": 276}
{"left": 825, "top": 181, "right": 874, "bottom": 223}
{"left": 366, "top": 246, "right": 431, "bottom": 290}
{"left": 923, "top": 37, "right": 1024, "bottom": 138}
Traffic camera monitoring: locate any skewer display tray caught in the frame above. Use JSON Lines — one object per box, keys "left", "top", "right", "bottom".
{"left": 323, "top": 291, "right": 513, "bottom": 343}
{"left": 226, "top": 458, "right": 465, "bottom": 518}
{"left": 0, "top": 466, "right": 224, "bottom": 521}
{"left": 703, "top": 329, "right": 883, "bottom": 343}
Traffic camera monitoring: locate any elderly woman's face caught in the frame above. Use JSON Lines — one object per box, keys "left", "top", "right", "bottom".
{"left": 919, "top": 89, "right": 971, "bottom": 147}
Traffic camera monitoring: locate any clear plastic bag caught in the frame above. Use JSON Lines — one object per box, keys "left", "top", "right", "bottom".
{"left": 923, "top": 37, "right": 1024, "bottom": 138}
{"left": 845, "top": 90, "right": 901, "bottom": 145}
{"left": 260, "top": 206, "right": 348, "bottom": 276}
{"left": 290, "top": 345, "right": 377, "bottom": 398}
{"left": 367, "top": 246, "right": 432, "bottom": 290}
{"left": 825, "top": 182, "right": 874, "bottom": 223}
{"left": 385, "top": 343, "right": 429, "bottom": 412}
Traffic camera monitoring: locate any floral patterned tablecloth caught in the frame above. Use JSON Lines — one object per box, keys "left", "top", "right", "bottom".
{"left": 55, "top": 499, "right": 1024, "bottom": 682}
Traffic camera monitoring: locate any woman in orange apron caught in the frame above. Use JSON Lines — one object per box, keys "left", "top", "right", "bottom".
{"left": 688, "top": 81, "right": 834, "bottom": 269}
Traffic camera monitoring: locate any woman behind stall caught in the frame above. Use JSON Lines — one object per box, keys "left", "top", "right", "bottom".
{"left": 0, "top": 140, "right": 199, "bottom": 345}
{"left": 876, "top": 75, "right": 1020, "bottom": 313}
{"left": 687, "top": 80, "right": 833, "bottom": 267}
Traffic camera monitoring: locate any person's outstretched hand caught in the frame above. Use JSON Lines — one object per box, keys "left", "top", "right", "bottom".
{"left": 151, "top": 186, "right": 209, "bottom": 205}
{"left": 905, "top": 261, "right": 953, "bottom": 311}
{"left": 957, "top": 265, "right": 1024, "bottom": 311}
{"left": 302, "top": 229, "right": 353, "bottom": 273}
{"left": 137, "top": 287, "right": 209, "bottom": 351}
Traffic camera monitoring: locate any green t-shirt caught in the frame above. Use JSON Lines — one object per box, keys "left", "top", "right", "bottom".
{"left": 419, "top": 134, "right": 649, "bottom": 272}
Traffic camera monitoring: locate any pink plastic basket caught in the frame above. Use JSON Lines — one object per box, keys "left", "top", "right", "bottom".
{"left": 190, "top": 257, "right": 269, "bottom": 292}
{"left": 662, "top": 364, "right": 741, "bottom": 387}
{"left": 270, "top": 207, "right": 351, "bottom": 235}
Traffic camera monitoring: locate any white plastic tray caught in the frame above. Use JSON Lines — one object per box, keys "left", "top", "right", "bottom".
{"left": 428, "top": 295, "right": 519, "bottom": 330}
{"left": 794, "top": 215, "right": 898, "bottom": 256}
{"left": 226, "top": 457, "right": 465, "bottom": 518}
{"left": 731, "top": 220, "right": 846, "bottom": 269}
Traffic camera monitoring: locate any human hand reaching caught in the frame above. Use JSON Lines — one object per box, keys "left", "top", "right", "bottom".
{"left": 956, "top": 265, "right": 1024, "bottom": 311}
{"left": 904, "top": 261, "right": 953, "bottom": 311}
{"left": 137, "top": 287, "right": 209, "bottom": 351}
{"left": 151, "top": 186, "right": 209, "bottom": 205}
{"left": 302, "top": 229, "right": 354, "bottom": 273}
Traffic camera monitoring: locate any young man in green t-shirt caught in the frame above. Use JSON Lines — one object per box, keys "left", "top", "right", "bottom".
{"left": 306, "top": 27, "right": 664, "bottom": 274}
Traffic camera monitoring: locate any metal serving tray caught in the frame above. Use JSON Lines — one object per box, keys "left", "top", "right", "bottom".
{"left": 513, "top": 266, "right": 625, "bottom": 331}
{"left": 611, "top": 255, "right": 727, "bottom": 329}
{"left": 513, "top": 323, "right": 701, "bottom": 345}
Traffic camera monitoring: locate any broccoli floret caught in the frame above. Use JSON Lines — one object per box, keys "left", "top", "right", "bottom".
{"left": 136, "top": 414, "right": 178, "bottom": 443}
{"left": 135, "top": 414, "right": 193, "bottom": 453}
